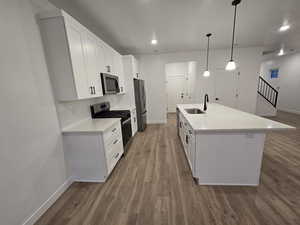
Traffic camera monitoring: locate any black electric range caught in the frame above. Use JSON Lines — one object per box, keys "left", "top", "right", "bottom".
{"left": 90, "top": 102, "right": 132, "bottom": 149}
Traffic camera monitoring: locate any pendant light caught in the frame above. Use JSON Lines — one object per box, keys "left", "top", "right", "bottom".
{"left": 226, "top": 0, "right": 242, "bottom": 71}
{"left": 203, "top": 33, "right": 212, "bottom": 77}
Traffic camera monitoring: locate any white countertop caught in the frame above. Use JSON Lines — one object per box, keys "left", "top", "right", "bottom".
{"left": 62, "top": 118, "right": 121, "bottom": 134}
{"left": 177, "top": 103, "right": 295, "bottom": 132}
{"left": 110, "top": 105, "right": 136, "bottom": 111}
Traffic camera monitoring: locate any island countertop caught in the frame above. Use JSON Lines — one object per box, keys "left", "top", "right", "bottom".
{"left": 177, "top": 103, "right": 295, "bottom": 133}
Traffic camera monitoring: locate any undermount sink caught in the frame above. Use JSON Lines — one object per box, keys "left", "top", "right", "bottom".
{"left": 185, "top": 108, "right": 205, "bottom": 114}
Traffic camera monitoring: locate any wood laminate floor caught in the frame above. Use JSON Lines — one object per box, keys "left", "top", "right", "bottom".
{"left": 35, "top": 111, "right": 300, "bottom": 225}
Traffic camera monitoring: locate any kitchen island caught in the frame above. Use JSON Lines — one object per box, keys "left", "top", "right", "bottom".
{"left": 177, "top": 103, "right": 295, "bottom": 186}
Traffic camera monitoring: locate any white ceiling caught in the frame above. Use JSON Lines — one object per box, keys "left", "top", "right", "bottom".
{"left": 49, "top": 0, "right": 300, "bottom": 55}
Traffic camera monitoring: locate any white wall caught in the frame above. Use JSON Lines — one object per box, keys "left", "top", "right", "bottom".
{"left": 256, "top": 94, "right": 277, "bottom": 117}
{"left": 0, "top": 1, "right": 69, "bottom": 225}
{"left": 137, "top": 47, "right": 263, "bottom": 123}
{"left": 260, "top": 52, "right": 300, "bottom": 114}
{"left": 56, "top": 94, "right": 126, "bottom": 129}
{"left": 165, "top": 62, "right": 189, "bottom": 77}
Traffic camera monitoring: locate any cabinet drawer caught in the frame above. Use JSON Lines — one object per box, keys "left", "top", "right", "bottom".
{"left": 103, "top": 122, "right": 121, "bottom": 143}
{"left": 106, "top": 137, "right": 123, "bottom": 173}
{"left": 105, "top": 134, "right": 123, "bottom": 153}
{"left": 104, "top": 129, "right": 122, "bottom": 149}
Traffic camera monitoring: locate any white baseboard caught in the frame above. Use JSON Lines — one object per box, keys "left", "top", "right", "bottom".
{"left": 279, "top": 108, "right": 300, "bottom": 115}
{"left": 198, "top": 182, "right": 259, "bottom": 186}
{"left": 256, "top": 113, "right": 277, "bottom": 117}
{"left": 73, "top": 178, "right": 105, "bottom": 183}
{"left": 22, "top": 177, "right": 74, "bottom": 225}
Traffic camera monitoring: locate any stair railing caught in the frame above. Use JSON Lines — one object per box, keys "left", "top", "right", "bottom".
{"left": 257, "top": 76, "right": 278, "bottom": 108}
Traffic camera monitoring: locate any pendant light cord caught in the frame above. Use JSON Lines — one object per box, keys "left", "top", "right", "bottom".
{"left": 206, "top": 36, "right": 210, "bottom": 70}
{"left": 230, "top": 4, "right": 238, "bottom": 61}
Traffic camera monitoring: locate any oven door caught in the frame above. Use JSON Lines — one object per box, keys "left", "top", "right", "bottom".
{"left": 101, "top": 73, "right": 120, "bottom": 94}
{"left": 121, "top": 118, "right": 132, "bottom": 148}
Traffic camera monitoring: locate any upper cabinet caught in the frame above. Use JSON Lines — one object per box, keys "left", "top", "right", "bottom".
{"left": 39, "top": 10, "right": 124, "bottom": 101}
{"left": 114, "top": 51, "right": 125, "bottom": 94}
{"left": 132, "top": 56, "right": 140, "bottom": 79}
{"left": 82, "top": 30, "right": 105, "bottom": 97}
{"left": 103, "top": 44, "right": 115, "bottom": 74}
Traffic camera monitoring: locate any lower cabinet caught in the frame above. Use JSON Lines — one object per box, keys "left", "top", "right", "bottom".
{"left": 63, "top": 122, "right": 124, "bottom": 182}
{"left": 178, "top": 112, "right": 196, "bottom": 175}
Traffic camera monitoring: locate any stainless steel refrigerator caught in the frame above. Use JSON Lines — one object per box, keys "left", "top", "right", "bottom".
{"left": 134, "top": 79, "right": 147, "bottom": 131}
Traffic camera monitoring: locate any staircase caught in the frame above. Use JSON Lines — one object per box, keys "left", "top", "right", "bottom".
{"left": 256, "top": 76, "right": 278, "bottom": 117}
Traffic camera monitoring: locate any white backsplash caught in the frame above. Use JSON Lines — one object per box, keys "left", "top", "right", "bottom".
{"left": 56, "top": 94, "right": 125, "bottom": 129}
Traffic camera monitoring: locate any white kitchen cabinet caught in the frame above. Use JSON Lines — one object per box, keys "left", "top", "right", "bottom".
{"left": 63, "top": 120, "right": 124, "bottom": 182}
{"left": 123, "top": 55, "right": 140, "bottom": 79}
{"left": 82, "top": 30, "right": 105, "bottom": 97}
{"left": 178, "top": 110, "right": 195, "bottom": 174}
{"left": 132, "top": 56, "right": 140, "bottom": 79}
{"left": 39, "top": 10, "right": 104, "bottom": 101}
{"left": 103, "top": 44, "right": 115, "bottom": 74}
{"left": 64, "top": 20, "right": 91, "bottom": 99}
{"left": 39, "top": 10, "right": 128, "bottom": 101}
{"left": 113, "top": 51, "right": 125, "bottom": 94}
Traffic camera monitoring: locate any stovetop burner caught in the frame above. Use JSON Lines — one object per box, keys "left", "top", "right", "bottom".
{"left": 90, "top": 102, "right": 130, "bottom": 122}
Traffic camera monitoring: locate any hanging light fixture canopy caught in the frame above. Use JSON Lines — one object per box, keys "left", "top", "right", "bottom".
{"left": 226, "top": 0, "right": 242, "bottom": 71}
{"left": 203, "top": 33, "right": 212, "bottom": 77}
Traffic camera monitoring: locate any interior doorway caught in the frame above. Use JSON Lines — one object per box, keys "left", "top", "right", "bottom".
{"left": 165, "top": 62, "right": 196, "bottom": 113}
{"left": 165, "top": 62, "right": 240, "bottom": 114}
{"left": 166, "top": 75, "right": 187, "bottom": 112}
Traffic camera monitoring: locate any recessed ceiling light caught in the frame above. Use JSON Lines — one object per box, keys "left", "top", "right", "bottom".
{"left": 279, "top": 24, "right": 290, "bottom": 32}
{"left": 151, "top": 39, "right": 157, "bottom": 45}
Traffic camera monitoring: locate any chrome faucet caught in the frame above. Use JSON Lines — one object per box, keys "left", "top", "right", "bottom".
{"left": 204, "top": 94, "right": 209, "bottom": 111}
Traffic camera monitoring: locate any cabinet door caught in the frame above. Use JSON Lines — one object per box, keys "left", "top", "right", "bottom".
{"left": 65, "top": 22, "right": 89, "bottom": 99}
{"left": 132, "top": 56, "right": 139, "bottom": 78}
{"left": 82, "top": 31, "right": 98, "bottom": 97}
{"left": 103, "top": 45, "right": 114, "bottom": 74}
{"left": 114, "top": 52, "right": 125, "bottom": 93}
{"left": 94, "top": 39, "right": 105, "bottom": 96}
{"left": 83, "top": 31, "right": 104, "bottom": 97}
{"left": 189, "top": 133, "right": 196, "bottom": 175}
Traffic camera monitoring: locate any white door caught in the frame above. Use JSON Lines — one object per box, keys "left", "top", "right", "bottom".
{"left": 214, "top": 70, "right": 239, "bottom": 109}
{"left": 166, "top": 75, "right": 187, "bottom": 112}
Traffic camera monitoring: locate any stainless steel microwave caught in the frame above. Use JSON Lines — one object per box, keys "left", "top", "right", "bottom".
{"left": 101, "top": 73, "right": 120, "bottom": 95}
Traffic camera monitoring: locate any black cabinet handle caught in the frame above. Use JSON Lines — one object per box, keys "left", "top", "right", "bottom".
{"left": 93, "top": 86, "right": 96, "bottom": 95}
{"left": 186, "top": 135, "right": 189, "bottom": 144}
{"left": 112, "top": 128, "right": 117, "bottom": 132}
{"left": 113, "top": 139, "right": 118, "bottom": 145}
{"left": 114, "top": 153, "right": 120, "bottom": 159}
{"left": 90, "top": 86, "right": 93, "bottom": 94}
